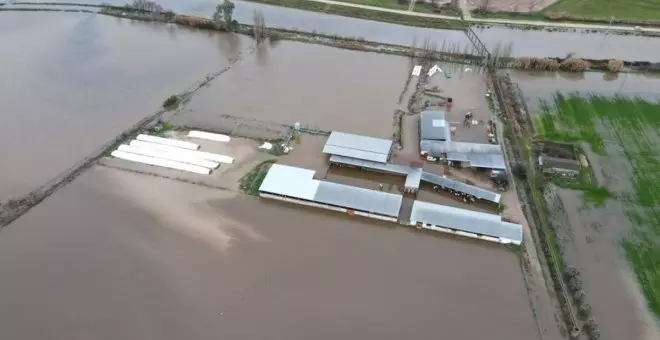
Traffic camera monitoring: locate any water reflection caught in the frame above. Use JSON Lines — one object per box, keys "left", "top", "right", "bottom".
{"left": 19, "top": 0, "right": 660, "bottom": 60}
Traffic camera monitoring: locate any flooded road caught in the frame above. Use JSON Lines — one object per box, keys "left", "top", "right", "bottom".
{"left": 30, "top": 0, "right": 660, "bottom": 60}
{"left": 0, "top": 166, "right": 538, "bottom": 340}
{"left": 171, "top": 40, "right": 410, "bottom": 138}
{"left": 0, "top": 11, "right": 249, "bottom": 198}
{"left": 510, "top": 70, "right": 660, "bottom": 113}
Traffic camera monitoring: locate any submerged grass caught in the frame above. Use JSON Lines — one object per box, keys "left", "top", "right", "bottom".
{"left": 240, "top": 160, "right": 276, "bottom": 196}
{"left": 535, "top": 93, "right": 660, "bottom": 317}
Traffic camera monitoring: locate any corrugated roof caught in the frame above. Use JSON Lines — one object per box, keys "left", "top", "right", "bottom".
{"left": 259, "top": 164, "right": 319, "bottom": 200}
{"left": 421, "top": 140, "right": 506, "bottom": 170}
{"left": 329, "top": 155, "right": 409, "bottom": 175}
{"left": 329, "top": 155, "right": 422, "bottom": 189}
{"left": 420, "top": 110, "right": 449, "bottom": 141}
{"left": 421, "top": 140, "right": 502, "bottom": 154}
{"left": 421, "top": 172, "right": 501, "bottom": 204}
{"left": 313, "top": 181, "right": 403, "bottom": 217}
{"left": 410, "top": 201, "right": 523, "bottom": 243}
{"left": 259, "top": 163, "right": 402, "bottom": 216}
{"left": 447, "top": 152, "right": 507, "bottom": 170}
{"left": 405, "top": 167, "right": 423, "bottom": 189}
{"left": 323, "top": 131, "right": 392, "bottom": 163}
{"left": 329, "top": 154, "right": 498, "bottom": 199}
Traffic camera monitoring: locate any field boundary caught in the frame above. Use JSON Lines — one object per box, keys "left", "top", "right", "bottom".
{"left": 0, "top": 44, "right": 256, "bottom": 228}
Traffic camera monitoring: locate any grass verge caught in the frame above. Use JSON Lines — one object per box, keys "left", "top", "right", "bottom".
{"left": 471, "top": 10, "right": 547, "bottom": 21}
{"left": 241, "top": 0, "right": 467, "bottom": 30}
{"left": 239, "top": 160, "right": 276, "bottom": 196}
{"left": 544, "top": 0, "right": 660, "bottom": 22}
{"left": 534, "top": 93, "right": 660, "bottom": 317}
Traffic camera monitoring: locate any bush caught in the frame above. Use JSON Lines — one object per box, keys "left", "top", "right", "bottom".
{"left": 515, "top": 57, "right": 560, "bottom": 71}
{"left": 560, "top": 58, "right": 590, "bottom": 72}
{"left": 513, "top": 162, "right": 527, "bottom": 180}
{"left": 578, "top": 303, "right": 592, "bottom": 320}
{"left": 607, "top": 59, "right": 624, "bottom": 73}
{"left": 163, "top": 95, "right": 178, "bottom": 108}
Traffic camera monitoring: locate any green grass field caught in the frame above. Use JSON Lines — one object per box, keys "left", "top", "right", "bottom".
{"left": 544, "top": 0, "right": 660, "bottom": 21}
{"left": 535, "top": 93, "right": 660, "bottom": 318}
{"left": 242, "top": 0, "right": 467, "bottom": 29}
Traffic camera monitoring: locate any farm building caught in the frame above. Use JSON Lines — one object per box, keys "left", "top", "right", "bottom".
{"left": 258, "top": 163, "right": 520, "bottom": 245}
{"left": 328, "top": 154, "right": 502, "bottom": 205}
{"left": 259, "top": 163, "right": 403, "bottom": 222}
{"left": 419, "top": 110, "right": 451, "bottom": 142}
{"left": 418, "top": 109, "right": 507, "bottom": 171}
{"left": 538, "top": 155, "right": 581, "bottom": 175}
{"left": 410, "top": 201, "right": 523, "bottom": 245}
{"left": 322, "top": 131, "right": 392, "bottom": 163}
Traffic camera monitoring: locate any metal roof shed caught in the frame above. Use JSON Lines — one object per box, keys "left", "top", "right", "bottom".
{"left": 420, "top": 110, "right": 449, "bottom": 141}
{"left": 410, "top": 201, "right": 523, "bottom": 244}
{"left": 258, "top": 164, "right": 320, "bottom": 200}
{"left": 313, "top": 181, "right": 403, "bottom": 217}
{"left": 323, "top": 131, "right": 393, "bottom": 163}
{"left": 420, "top": 172, "right": 501, "bottom": 204}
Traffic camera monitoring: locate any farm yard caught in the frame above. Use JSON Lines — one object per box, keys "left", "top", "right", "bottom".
{"left": 533, "top": 93, "right": 660, "bottom": 325}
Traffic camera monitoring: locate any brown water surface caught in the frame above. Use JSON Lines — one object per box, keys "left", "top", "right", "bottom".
{"left": 171, "top": 40, "right": 410, "bottom": 138}
{"left": 0, "top": 166, "right": 539, "bottom": 340}
{"left": 0, "top": 12, "right": 248, "bottom": 198}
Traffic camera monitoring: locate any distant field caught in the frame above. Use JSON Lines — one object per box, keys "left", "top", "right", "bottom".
{"left": 326, "top": 0, "right": 461, "bottom": 15}
{"left": 536, "top": 93, "right": 660, "bottom": 318}
{"left": 332, "top": 0, "right": 410, "bottom": 11}
{"left": 545, "top": 0, "right": 660, "bottom": 21}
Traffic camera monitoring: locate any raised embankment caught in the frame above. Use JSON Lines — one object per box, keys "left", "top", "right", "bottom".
{"left": 2, "top": 3, "right": 660, "bottom": 72}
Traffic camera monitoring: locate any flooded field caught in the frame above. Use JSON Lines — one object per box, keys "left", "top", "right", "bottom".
{"left": 533, "top": 94, "right": 660, "bottom": 340}
{"left": 18, "top": 0, "right": 660, "bottom": 60}
{"left": 0, "top": 11, "right": 250, "bottom": 198}
{"left": 170, "top": 40, "right": 410, "bottom": 138}
{"left": 510, "top": 70, "right": 660, "bottom": 113}
{"left": 0, "top": 166, "right": 539, "bottom": 340}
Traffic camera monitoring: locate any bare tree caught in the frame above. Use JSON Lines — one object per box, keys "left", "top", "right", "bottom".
{"left": 129, "top": 0, "right": 164, "bottom": 13}
{"left": 252, "top": 10, "right": 267, "bottom": 43}
{"left": 527, "top": 0, "right": 544, "bottom": 13}
{"left": 471, "top": 0, "right": 491, "bottom": 12}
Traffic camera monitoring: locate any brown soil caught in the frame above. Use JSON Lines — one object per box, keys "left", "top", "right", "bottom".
{"left": 0, "top": 167, "right": 539, "bottom": 340}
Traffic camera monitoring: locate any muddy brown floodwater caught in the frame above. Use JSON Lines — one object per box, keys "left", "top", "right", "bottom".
{"left": 170, "top": 40, "right": 410, "bottom": 138}
{"left": 0, "top": 11, "right": 250, "bottom": 199}
{"left": 0, "top": 167, "right": 539, "bottom": 340}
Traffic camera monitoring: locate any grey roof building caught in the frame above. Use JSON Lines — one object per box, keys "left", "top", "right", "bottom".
{"left": 420, "top": 140, "right": 507, "bottom": 171}
{"left": 260, "top": 164, "right": 522, "bottom": 246}
{"left": 410, "top": 200, "right": 523, "bottom": 244}
{"left": 259, "top": 163, "right": 403, "bottom": 217}
{"left": 323, "top": 131, "right": 393, "bottom": 163}
{"left": 329, "top": 154, "right": 422, "bottom": 190}
{"left": 420, "top": 110, "right": 450, "bottom": 142}
{"left": 421, "top": 172, "right": 501, "bottom": 204}
{"left": 329, "top": 154, "right": 501, "bottom": 204}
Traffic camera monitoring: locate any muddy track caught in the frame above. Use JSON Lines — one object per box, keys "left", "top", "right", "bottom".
{"left": 0, "top": 45, "right": 257, "bottom": 229}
